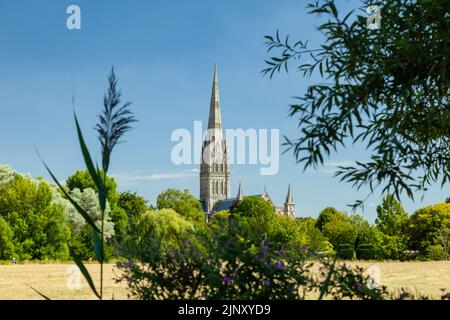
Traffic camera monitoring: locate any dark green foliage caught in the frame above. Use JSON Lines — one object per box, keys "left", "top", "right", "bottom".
{"left": 337, "top": 244, "right": 355, "bottom": 260}
{"left": 0, "top": 217, "right": 15, "bottom": 260}
{"left": 263, "top": 0, "right": 450, "bottom": 208}
{"left": 68, "top": 224, "right": 116, "bottom": 262}
{"left": 117, "top": 191, "right": 150, "bottom": 221}
{"left": 356, "top": 244, "right": 376, "bottom": 260}
{"left": 157, "top": 188, "right": 204, "bottom": 222}
{"left": 426, "top": 244, "right": 446, "bottom": 261}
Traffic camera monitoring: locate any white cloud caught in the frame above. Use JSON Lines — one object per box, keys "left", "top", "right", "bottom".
{"left": 111, "top": 169, "right": 197, "bottom": 185}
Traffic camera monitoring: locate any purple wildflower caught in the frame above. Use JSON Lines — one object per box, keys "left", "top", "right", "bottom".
{"left": 255, "top": 255, "right": 262, "bottom": 261}
{"left": 223, "top": 275, "right": 233, "bottom": 286}
{"left": 301, "top": 245, "right": 308, "bottom": 253}
{"left": 123, "top": 261, "right": 133, "bottom": 268}
{"left": 357, "top": 282, "right": 363, "bottom": 292}
{"left": 274, "top": 261, "right": 285, "bottom": 270}
{"left": 263, "top": 279, "right": 271, "bottom": 287}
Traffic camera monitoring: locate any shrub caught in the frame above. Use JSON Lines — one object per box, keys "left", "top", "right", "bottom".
{"left": 337, "top": 244, "right": 354, "bottom": 260}
{"left": 426, "top": 245, "right": 446, "bottom": 261}
{"left": 0, "top": 218, "right": 15, "bottom": 260}
{"left": 119, "top": 214, "right": 314, "bottom": 299}
{"left": 356, "top": 244, "right": 376, "bottom": 260}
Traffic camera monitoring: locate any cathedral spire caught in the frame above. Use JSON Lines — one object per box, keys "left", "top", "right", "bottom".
{"left": 208, "top": 64, "right": 222, "bottom": 129}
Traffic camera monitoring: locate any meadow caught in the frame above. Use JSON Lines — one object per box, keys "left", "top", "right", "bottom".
{"left": 0, "top": 261, "right": 448, "bottom": 300}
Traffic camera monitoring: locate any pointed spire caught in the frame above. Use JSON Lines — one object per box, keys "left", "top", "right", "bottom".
{"left": 286, "top": 184, "right": 294, "bottom": 204}
{"left": 208, "top": 64, "right": 222, "bottom": 129}
{"left": 237, "top": 181, "right": 243, "bottom": 201}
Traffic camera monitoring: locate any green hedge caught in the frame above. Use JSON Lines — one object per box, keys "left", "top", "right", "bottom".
{"left": 338, "top": 244, "right": 354, "bottom": 260}
{"left": 356, "top": 244, "right": 376, "bottom": 260}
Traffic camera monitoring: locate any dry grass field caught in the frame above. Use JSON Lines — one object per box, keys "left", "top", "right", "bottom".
{"left": 0, "top": 261, "right": 448, "bottom": 300}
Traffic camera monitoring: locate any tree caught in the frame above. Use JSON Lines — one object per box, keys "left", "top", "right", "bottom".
{"left": 435, "top": 227, "right": 450, "bottom": 260}
{"left": 263, "top": 0, "right": 450, "bottom": 208}
{"left": 233, "top": 196, "right": 276, "bottom": 225}
{"left": 406, "top": 202, "right": 450, "bottom": 252}
{"left": 157, "top": 189, "right": 204, "bottom": 222}
{"left": 66, "top": 169, "right": 128, "bottom": 239}
{"left": 322, "top": 220, "right": 359, "bottom": 251}
{"left": 121, "top": 208, "right": 194, "bottom": 260}
{"left": 0, "top": 175, "right": 70, "bottom": 260}
{"left": 375, "top": 195, "right": 409, "bottom": 236}
{"left": 0, "top": 165, "right": 16, "bottom": 188}
{"left": 0, "top": 217, "right": 15, "bottom": 260}
{"left": 64, "top": 188, "right": 115, "bottom": 238}
{"left": 117, "top": 191, "right": 150, "bottom": 221}
{"left": 297, "top": 217, "right": 333, "bottom": 254}
{"left": 315, "top": 207, "right": 348, "bottom": 231}
{"left": 66, "top": 169, "right": 119, "bottom": 204}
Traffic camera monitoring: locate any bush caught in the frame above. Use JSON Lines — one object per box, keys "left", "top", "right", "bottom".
{"left": 426, "top": 245, "right": 446, "bottom": 261}
{"left": 0, "top": 218, "right": 15, "bottom": 260}
{"left": 356, "top": 244, "right": 376, "bottom": 260}
{"left": 119, "top": 214, "right": 314, "bottom": 299}
{"left": 337, "top": 244, "right": 355, "bottom": 260}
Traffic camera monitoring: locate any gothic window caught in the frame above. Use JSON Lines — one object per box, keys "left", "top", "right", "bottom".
{"left": 220, "top": 181, "right": 223, "bottom": 194}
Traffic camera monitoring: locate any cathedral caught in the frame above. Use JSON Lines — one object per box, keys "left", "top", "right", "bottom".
{"left": 199, "top": 65, "right": 295, "bottom": 220}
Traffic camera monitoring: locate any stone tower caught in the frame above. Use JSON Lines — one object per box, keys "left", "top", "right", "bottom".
{"left": 284, "top": 184, "right": 295, "bottom": 218}
{"left": 200, "top": 64, "right": 231, "bottom": 213}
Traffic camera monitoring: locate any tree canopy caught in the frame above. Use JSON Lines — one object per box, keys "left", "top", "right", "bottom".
{"left": 263, "top": 0, "right": 449, "bottom": 208}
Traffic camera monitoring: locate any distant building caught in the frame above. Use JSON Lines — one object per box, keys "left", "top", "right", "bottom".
{"left": 199, "top": 65, "right": 295, "bottom": 221}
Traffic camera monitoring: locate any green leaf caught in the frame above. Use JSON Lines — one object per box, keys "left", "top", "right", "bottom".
{"left": 69, "top": 246, "right": 101, "bottom": 299}
{"left": 27, "top": 285, "right": 51, "bottom": 300}
{"left": 92, "top": 227, "right": 104, "bottom": 263}
{"left": 74, "top": 113, "right": 106, "bottom": 211}
{"left": 319, "top": 257, "right": 336, "bottom": 300}
{"left": 39, "top": 157, "right": 100, "bottom": 233}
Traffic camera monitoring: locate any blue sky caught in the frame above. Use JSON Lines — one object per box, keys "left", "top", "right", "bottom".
{"left": 0, "top": 0, "right": 447, "bottom": 222}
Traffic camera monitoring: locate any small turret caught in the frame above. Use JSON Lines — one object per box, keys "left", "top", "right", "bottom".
{"left": 237, "top": 181, "right": 243, "bottom": 201}
{"left": 284, "top": 184, "right": 295, "bottom": 218}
